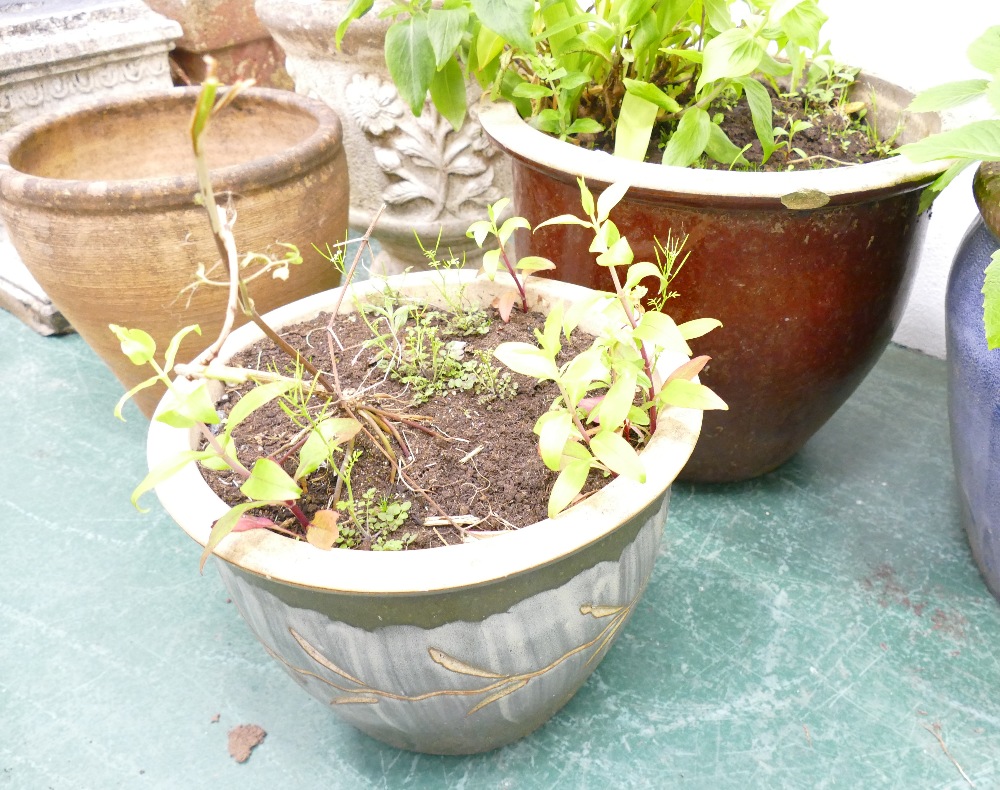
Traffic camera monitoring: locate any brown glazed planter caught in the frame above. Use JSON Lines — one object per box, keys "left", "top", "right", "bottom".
{"left": 0, "top": 87, "right": 347, "bottom": 416}
{"left": 479, "top": 74, "right": 949, "bottom": 482}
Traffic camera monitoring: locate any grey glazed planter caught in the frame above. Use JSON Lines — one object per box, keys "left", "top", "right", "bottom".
{"left": 255, "top": 0, "right": 512, "bottom": 272}
{"left": 147, "top": 270, "right": 703, "bottom": 754}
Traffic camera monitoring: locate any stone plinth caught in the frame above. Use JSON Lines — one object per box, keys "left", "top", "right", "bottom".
{"left": 0, "top": 0, "right": 181, "bottom": 334}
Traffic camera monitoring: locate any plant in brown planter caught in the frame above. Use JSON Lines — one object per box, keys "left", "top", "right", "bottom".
{"left": 342, "top": 0, "right": 952, "bottom": 481}
{"left": 118, "top": 80, "right": 727, "bottom": 754}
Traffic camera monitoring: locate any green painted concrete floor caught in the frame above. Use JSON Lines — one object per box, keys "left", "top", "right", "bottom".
{"left": 2, "top": 304, "right": 999, "bottom": 789}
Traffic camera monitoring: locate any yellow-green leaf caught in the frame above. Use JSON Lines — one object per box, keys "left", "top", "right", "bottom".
{"left": 590, "top": 429, "right": 645, "bottom": 482}
{"left": 241, "top": 458, "right": 302, "bottom": 502}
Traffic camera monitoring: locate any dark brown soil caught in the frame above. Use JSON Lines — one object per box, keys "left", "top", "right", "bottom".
{"left": 583, "top": 80, "right": 891, "bottom": 171}
{"left": 201, "top": 303, "right": 600, "bottom": 550}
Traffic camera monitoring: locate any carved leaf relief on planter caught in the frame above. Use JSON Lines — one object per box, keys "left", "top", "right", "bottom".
{"left": 344, "top": 73, "right": 501, "bottom": 224}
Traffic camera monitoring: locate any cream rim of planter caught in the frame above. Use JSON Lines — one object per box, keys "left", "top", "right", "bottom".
{"left": 148, "top": 269, "right": 703, "bottom": 594}
{"left": 477, "top": 72, "right": 952, "bottom": 206}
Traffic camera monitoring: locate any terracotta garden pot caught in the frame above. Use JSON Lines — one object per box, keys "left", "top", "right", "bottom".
{"left": 146, "top": 269, "right": 703, "bottom": 754}
{"left": 948, "top": 163, "right": 1000, "bottom": 602}
{"left": 0, "top": 86, "right": 348, "bottom": 416}
{"left": 479, "top": 74, "right": 949, "bottom": 482}
{"left": 255, "top": 0, "right": 511, "bottom": 272}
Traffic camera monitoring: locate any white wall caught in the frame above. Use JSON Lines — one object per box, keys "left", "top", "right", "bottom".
{"left": 823, "top": 1, "right": 994, "bottom": 358}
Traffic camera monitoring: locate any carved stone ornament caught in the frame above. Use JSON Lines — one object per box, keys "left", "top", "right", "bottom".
{"left": 256, "top": 0, "right": 512, "bottom": 272}
{"left": 344, "top": 73, "right": 502, "bottom": 224}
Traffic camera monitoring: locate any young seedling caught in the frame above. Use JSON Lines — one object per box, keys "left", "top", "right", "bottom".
{"left": 494, "top": 178, "right": 727, "bottom": 517}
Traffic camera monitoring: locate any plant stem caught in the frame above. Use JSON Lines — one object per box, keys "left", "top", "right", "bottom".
{"left": 607, "top": 264, "right": 658, "bottom": 434}
{"left": 497, "top": 239, "right": 529, "bottom": 313}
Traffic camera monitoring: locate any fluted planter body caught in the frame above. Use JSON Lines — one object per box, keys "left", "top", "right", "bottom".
{"left": 948, "top": 163, "right": 1000, "bottom": 601}
{"left": 480, "top": 74, "right": 948, "bottom": 482}
{"left": 147, "top": 270, "right": 703, "bottom": 754}
{"left": 0, "top": 87, "right": 348, "bottom": 416}
{"left": 256, "top": 0, "right": 511, "bottom": 271}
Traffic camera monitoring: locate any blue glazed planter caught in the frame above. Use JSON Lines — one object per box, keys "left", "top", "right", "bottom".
{"left": 947, "top": 163, "right": 1000, "bottom": 601}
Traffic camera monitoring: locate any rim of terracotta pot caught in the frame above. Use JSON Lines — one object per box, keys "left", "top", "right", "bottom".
{"left": 478, "top": 73, "right": 952, "bottom": 210}
{"left": 973, "top": 162, "right": 1000, "bottom": 237}
{"left": 146, "top": 269, "right": 703, "bottom": 595}
{"left": 0, "top": 87, "right": 344, "bottom": 212}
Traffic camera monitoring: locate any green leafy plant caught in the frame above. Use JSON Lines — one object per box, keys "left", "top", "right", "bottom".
{"left": 339, "top": 0, "right": 861, "bottom": 168}
{"left": 898, "top": 25, "right": 1000, "bottom": 349}
{"left": 114, "top": 71, "right": 728, "bottom": 568}
{"left": 489, "top": 178, "right": 728, "bottom": 516}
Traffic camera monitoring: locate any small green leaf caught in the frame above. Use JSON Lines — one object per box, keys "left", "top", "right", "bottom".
{"left": 295, "top": 417, "right": 363, "bottom": 480}
{"left": 132, "top": 449, "right": 216, "bottom": 512}
{"left": 596, "top": 182, "right": 631, "bottom": 224}
{"left": 113, "top": 375, "right": 162, "bottom": 421}
{"left": 907, "top": 79, "right": 990, "bottom": 113}
{"left": 736, "top": 77, "right": 775, "bottom": 160}
{"left": 968, "top": 26, "right": 1000, "bottom": 75}
{"left": 698, "top": 27, "right": 765, "bottom": 93}
{"left": 240, "top": 458, "right": 303, "bottom": 502}
{"left": 482, "top": 247, "right": 502, "bottom": 277}
{"left": 614, "top": 91, "right": 659, "bottom": 162}
{"left": 536, "top": 411, "right": 575, "bottom": 471}
{"left": 156, "top": 382, "right": 220, "bottom": 428}
{"left": 657, "top": 378, "right": 729, "bottom": 410}
{"left": 199, "top": 502, "right": 272, "bottom": 573}
{"left": 512, "top": 82, "right": 554, "bottom": 99}
{"left": 777, "top": 0, "right": 826, "bottom": 50}
{"left": 984, "top": 250, "right": 1000, "bottom": 350}
{"left": 678, "top": 317, "right": 723, "bottom": 340}
{"left": 625, "top": 261, "right": 661, "bottom": 291}
{"left": 200, "top": 436, "right": 238, "bottom": 472}
{"left": 224, "top": 380, "right": 298, "bottom": 443}
{"left": 633, "top": 310, "right": 691, "bottom": 354}
{"left": 429, "top": 57, "right": 467, "bottom": 131}
{"left": 426, "top": 6, "right": 470, "bottom": 69}
{"left": 898, "top": 120, "right": 1000, "bottom": 163}
{"left": 594, "top": 369, "right": 637, "bottom": 430}
{"left": 110, "top": 324, "right": 156, "bottom": 366}
{"left": 515, "top": 255, "right": 556, "bottom": 273}
{"left": 566, "top": 117, "right": 605, "bottom": 135}
{"left": 578, "top": 177, "right": 595, "bottom": 218}
{"left": 662, "top": 107, "right": 712, "bottom": 167}
{"left": 474, "top": 25, "right": 506, "bottom": 71}
{"left": 385, "top": 16, "right": 436, "bottom": 115}
{"left": 534, "top": 213, "right": 591, "bottom": 231}
{"left": 622, "top": 78, "right": 681, "bottom": 112}
{"left": 498, "top": 216, "right": 531, "bottom": 245}
{"left": 494, "top": 342, "right": 559, "bottom": 379}
{"left": 596, "top": 236, "right": 634, "bottom": 268}
{"left": 336, "top": 0, "right": 374, "bottom": 48}
{"left": 467, "top": 219, "right": 492, "bottom": 247}
{"left": 704, "top": 123, "right": 749, "bottom": 168}
{"left": 548, "top": 458, "right": 592, "bottom": 517}
{"left": 163, "top": 325, "right": 202, "bottom": 370}
{"left": 470, "top": 0, "right": 534, "bottom": 51}
{"left": 590, "top": 430, "right": 645, "bottom": 482}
